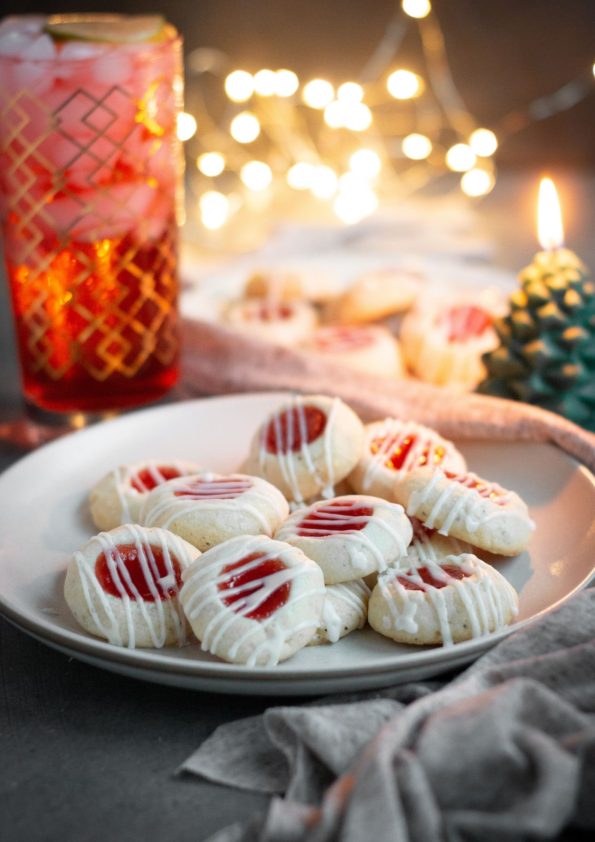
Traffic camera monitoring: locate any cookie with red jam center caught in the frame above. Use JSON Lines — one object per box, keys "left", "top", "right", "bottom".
{"left": 179, "top": 535, "right": 325, "bottom": 666}
{"left": 369, "top": 552, "right": 519, "bottom": 645}
{"left": 243, "top": 394, "right": 365, "bottom": 504}
{"left": 276, "top": 494, "right": 412, "bottom": 584}
{"left": 64, "top": 524, "right": 200, "bottom": 648}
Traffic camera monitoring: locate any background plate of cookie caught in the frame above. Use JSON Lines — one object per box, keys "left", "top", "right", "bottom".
{"left": 0, "top": 392, "right": 593, "bottom": 696}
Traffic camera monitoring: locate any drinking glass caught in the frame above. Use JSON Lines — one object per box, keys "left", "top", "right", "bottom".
{"left": 0, "top": 15, "right": 183, "bottom": 415}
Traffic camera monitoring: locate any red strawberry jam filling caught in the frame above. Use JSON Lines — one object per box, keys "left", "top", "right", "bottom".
{"left": 297, "top": 500, "right": 373, "bottom": 537}
{"left": 397, "top": 564, "right": 469, "bottom": 591}
{"left": 96, "top": 544, "right": 182, "bottom": 601}
{"left": 371, "top": 433, "right": 445, "bottom": 472}
{"left": 174, "top": 476, "right": 252, "bottom": 500}
{"left": 219, "top": 553, "right": 290, "bottom": 621}
{"left": 130, "top": 465, "right": 183, "bottom": 493}
{"left": 248, "top": 302, "right": 293, "bottom": 322}
{"left": 410, "top": 516, "right": 437, "bottom": 541}
{"left": 444, "top": 471, "right": 507, "bottom": 503}
{"left": 314, "top": 326, "right": 373, "bottom": 352}
{"left": 265, "top": 405, "right": 327, "bottom": 454}
{"left": 441, "top": 305, "right": 491, "bottom": 343}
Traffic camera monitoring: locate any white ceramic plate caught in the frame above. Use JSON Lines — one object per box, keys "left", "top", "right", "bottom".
{"left": 0, "top": 393, "right": 593, "bottom": 696}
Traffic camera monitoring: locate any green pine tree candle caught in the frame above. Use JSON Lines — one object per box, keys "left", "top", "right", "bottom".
{"left": 479, "top": 179, "right": 595, "bottom": 432}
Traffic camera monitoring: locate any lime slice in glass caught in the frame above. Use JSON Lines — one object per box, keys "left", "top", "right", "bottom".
{"left": 44, "top": 14, "right": 167, "bottom": 44}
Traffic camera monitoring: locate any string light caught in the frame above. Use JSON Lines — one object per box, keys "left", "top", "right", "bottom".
{"left": 275, "top": 69, "right": 299, "bottom": 97}
{"left": 402, "top": 0, "right": 431, "bottom": 18}
{"left": 460, "top": 168, "right": 495, "bottom": 197}
{"left": 184, "top": 5, "right": 593, "bottom": 231}
{"left": 387, "top": 69, "right": 423, "bottom": 99}
{"left": 337, "top": 82, "right": 364, "bottom": 102}
{"left": 303, "top": 78, "right": 335, "bottom": 109}
{"left": 287, "top": 162, "right": 315, "bottom": 190}
{"left": 241, "top": 160, "right": 273, "bottom": 191}
{"left": 197, "top": 151, "right": 225, "bottom": 176}
{"left": 350, "top": 148, "right": 382, "bottom": 178}
{"left": 402, "top": 133, "right": 432, "bottom": 159}
{"left": 469, "top": 128, "right": 498, "bottom": 157}
{"left": 253, "top": 68, "right": 277, "bottom": 96}
{"left": 230, "top": 111, "right": 260, "bottom": 143}
{"left": 310, "top": 165, "right": 338, "bottom": 199}
{"left": 445, "top": 143, "right": 476, "bottom": 172}
{"left": 224, "top": 70, "right": 254, "bottom": 102}
{"left": 176, "top": 112, "right": 197, "bottom": 141}
{"left": 199, "top": 191, "right": 230, "bottom": 229}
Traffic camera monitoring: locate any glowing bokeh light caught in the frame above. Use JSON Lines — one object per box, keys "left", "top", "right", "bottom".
{"left": 287, "top": 162, "right": 316, "bottom": 190}
{"left": 275, "top": 69, "right": 299, "bottom": 97}
{"left": 303, "top": 78, "right": 335, "bottom": 109}
{"left": 387, "top": 69, "right": 423, "bottom": 99}
{"left": 199, "top": 191, "right": 230, "bottom": 229}
{"left": 241, "top": 160, "right": 273, "bottom": 191}
{"left": 402, "top": 0, "right": 431, "bottom": 18}
{"left": 310, "top": 165, "right": 338, "bottom": 198}
{"left": 230, "top": 111, "right": 261, "bottom": 143}
{"left": 197, "top": 151, "right": 225, "bottom": 177}
{"left": 349, "top": 148, "right": 382, "bottom": 178}
{"left": 402, "top": 133, "right": 432, "bottom": 159}
{"left": 224, "top": 70, "right": 254, "bottom": 102}
{"left": 253, "top": 68, "right": 277, "bottom": 96}
{"left": 460, "top": 168, "right": 495, "bottom": 197}
{"left": 445, "top": 143, "right": 476, "bottom": 172}
{"left": 337, "top": 81, "right": 364, "bottom": 103}
{"left": 176, "top": 112, "right": 197, "bottom": 141}
{"left": 469, "top": 128, "right": 498, "bottom": 157}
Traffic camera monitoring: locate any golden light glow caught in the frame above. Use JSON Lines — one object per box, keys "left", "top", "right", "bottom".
{"left": 445, "top": 143, "right": 476, "bottom": 172}
{"left": 224, "top": 70, "right": 254, "bottom": 103}
{"left": 275, "top": 69, "right": 299, "bottom": 97}
{"left": 337, "top": 82, "right": 364, "bottom": 103}
{"left": 402, "top": 0, "right": 431, "bottom": 18}
{"left": 387, "top": 69, "right": 423, "bottom": 99}
{"left": 350, "top": 148, "right": 382, "bottom": 178}
{"left": 310, "top": 165, "right": 338, "bottom": 199}
{"left": 241, "top": 160, "right": 273, "bottom": 191}
{"left": 469, "top": 128, "right": 498, "bottom": 157}
{"left": 254, "top": 68, "right": 277, "bottom": 96}
{"left": 176, "top": 112, "right": 197, "bottom": 141}
{"left": 230, "top": 111, "right": 261, "bottom": 143}
{"left": 325, "top": 100, "right": 372, "bottom": 131}
{"left": 460, "top": 168, "right": 495, "bottom": 197}
{"left": 402, "top": 133, "right": 432, "bottom": 160}
{"left": 197, "top": 151, "right": 225, "bottom": 177}
{"left": 334, "top": 181, "right": 378, "bottom": 224}
{"left": 538, "top": 177, "right": 564, "bottom": 249}
{"left": 303, "top": 78, "right": 335, "bottom": 109}
{"left": 287, "top": 162, "right": 315, "bottom": 190}
{"left": 199, "top": 191, "right": 230, "bottom": 229}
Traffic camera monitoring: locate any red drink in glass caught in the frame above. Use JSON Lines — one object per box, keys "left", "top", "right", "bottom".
{"left": 0, "top": 15, "right": 183, "bottom": 413}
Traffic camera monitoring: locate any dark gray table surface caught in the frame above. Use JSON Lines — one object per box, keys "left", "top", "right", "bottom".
{"left": 1, "top": 170, "right": 594, "bottom": 842}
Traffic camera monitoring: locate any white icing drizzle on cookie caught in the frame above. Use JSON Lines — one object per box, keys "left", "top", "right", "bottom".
{"left": 110, "top": 461, "right": 199, "bottom": 522}
{"left": 406, "top": 469, "right": 528, "bottom": 536}
{"left": 276, "top": 497, "right": 410, "bottom": 574}
{"left": 258, "top": 395, "right": 339, "bottom": 503}
{"left": 320, "top": 579, "right": 371, "bottom": 643}
{"left": 141, "top": 473, "right": 286, "bottom": 534}
{"left": 377, "top": 554, "right": 518, "bottom": 646}
{"left": 409, "top": 517, "right": 469, "bottom": 562}
{"left": 181, "top": 536, "right": 323, "bottom": 666}
{"left": 74, "top": 525, "right": 191, "bottom": 649}
{"left": 361, "top": 419, "right": 464, "bottom": 492}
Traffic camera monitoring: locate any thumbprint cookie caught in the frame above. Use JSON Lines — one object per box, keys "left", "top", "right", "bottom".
{"left": 307, "top": 579, "right": 371, "bottom": 646}
{"left": 275, "top": 495, "right": 412, "bottom": 584}
{"left": 64, "top": 524, "right": 199, "bottom": 648}
{"left": 223, "top": 298, "right": 318, "bottom": 347}
{"left": 335, "top": 267, "right": 422, "bottom": 324}
{"left": 368, "top": 552, "right": 518, "bottom": 646}
{"left": 400, "top": 301, "right": 498, "bottom": 391}
{"left": 243, "top": 394, "right": 365, "bottom": 504}
{"left": 349, "top": 418, "right": 466, "bottom": 501}
{"left": 141, "top": 472, "right": 289, "bottom": 551}
{"left": 90, "top": 460, "right": 202, "bottom": 531}
{"left": 179, "top": 535, "right": 325, "bottom": 666}
{"left": 394, "top": 467, "right": 535, "bottom": 556}
{"left": 304, "top": 325, "right": 405, "bottom": 379}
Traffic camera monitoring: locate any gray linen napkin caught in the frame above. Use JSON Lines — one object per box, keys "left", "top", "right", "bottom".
{"left": 182, "top": 590, "right": 595, "bottom": 842}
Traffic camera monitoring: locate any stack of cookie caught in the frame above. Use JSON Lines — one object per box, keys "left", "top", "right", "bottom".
{"left": 64, "top": 394, "right": 534, "bottom": 667}
{"left": 218, "top": 267, "right": 503, "bottom": 391}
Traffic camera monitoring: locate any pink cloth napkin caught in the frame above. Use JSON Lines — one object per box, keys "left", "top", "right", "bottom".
{"left": 180, "top": 318, "right": 595, "bottom": 473}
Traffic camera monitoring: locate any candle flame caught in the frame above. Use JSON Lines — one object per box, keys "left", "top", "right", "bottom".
{"left": 537, "top": 177, "right": 564, "bottom": 250}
